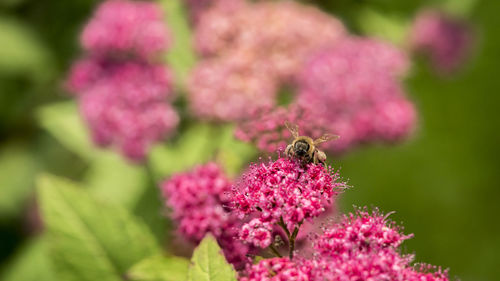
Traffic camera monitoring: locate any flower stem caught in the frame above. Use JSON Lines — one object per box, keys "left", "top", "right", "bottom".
{"left": 269, "top": 243, "right": 282, "bottom": 258}
{"left": 278, "top": 216, "right": 291, "bottom": 237}
{"left": 288, "top": 220, "right": 303, "bottom": 260}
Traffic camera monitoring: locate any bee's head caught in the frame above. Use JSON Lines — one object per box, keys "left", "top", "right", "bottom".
{"left": 294, "top": 140, "right": 310, "bottom": 157}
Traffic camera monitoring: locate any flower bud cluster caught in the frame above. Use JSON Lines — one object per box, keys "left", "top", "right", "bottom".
{"left": 67, "top": 0, "right": 178, "bottom": 161}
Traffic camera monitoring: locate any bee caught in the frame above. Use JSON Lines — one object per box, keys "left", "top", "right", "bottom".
{"left": 284, "top": 121, "right": 339, "bottom": 165}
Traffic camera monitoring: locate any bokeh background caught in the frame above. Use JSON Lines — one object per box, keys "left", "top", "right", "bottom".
{"left": 0, "top": 0, "right": 499, "bottom": 280}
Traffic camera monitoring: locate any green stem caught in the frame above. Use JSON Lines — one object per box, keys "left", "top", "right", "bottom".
{"left": 278, "top": 217, "right": 291, "bottom": 237}
{"left": 269, "top": 243, "right": 282, "bottom": 258}
{"left": 288, "top": 221, "right": 303, "bottom": 260}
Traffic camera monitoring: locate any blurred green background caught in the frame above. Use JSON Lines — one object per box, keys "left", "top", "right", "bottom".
{"left": 0, "top": 0, "right": 498, "bottom": 281}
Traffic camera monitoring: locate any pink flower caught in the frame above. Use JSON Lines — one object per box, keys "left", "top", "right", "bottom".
{"left": 81, "top": 0, "right": 170, "bottom": 59}
{"left": 187, "top": 56, "right": 278, "bottom": 121}
{"left": 240, "top": 258, "right": 311, "bottom": 281}
{"left": 232, "top": 157, "right": 346, "bottom": 244}
{"left": 196, "top": 1, "right": 345, "bottom": 80}
{"left": 410, "top": 9, "right": 473, "bottom": 73}
{"left": 314, "top": 208, "right": 413, "bottom": 258}
{"left": 161, "top": 163, "right": 251, "bottom": 268}
{"left": 67, "top": 58, "right": 178, "bottom": 161}
{"left": 305, "top": 208, "right": 449, "bottom": 281}
{"left": 234, "top": 104, "right": 331, "bottom": 154}
{"left": 294, "top": 37, "right": 416, "bottom": 153}
{"left": 240, "top": 219, "right": 273, "bottom": 248}
{"left": 189, "top": 1, "right": 345, "bottom": 121}
{"left": 67, "top": 0, "right": 178, "bottom": 161}
{"left": 184, "top": 0, "right": 244, "bottom": 25}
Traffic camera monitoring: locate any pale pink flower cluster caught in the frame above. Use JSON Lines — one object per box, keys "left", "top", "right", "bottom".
{"left": 410, "top": 9, "right": 473, "bottom": 73}
{"left": 67, "top": 0, "right": 178, "bottom": 161}
{"left": 241, "top": 209, "right": 450, "bottom": 281}
{"left": 232, "top": 157, "right": 346, "bottom": 247}
{"left": 161, "top": 163, "right": 251, "bottom": 268}
{"left": 184, "top": 0, "right": 243, "bottom": 25}
{"left": 237, "top": 38, "right": 416, "bottom": 154}
{"left": 188, "top": 1, "right": 346, "bottom": 121}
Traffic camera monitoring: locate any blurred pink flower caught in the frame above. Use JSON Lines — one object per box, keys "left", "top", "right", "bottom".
{"left": 410, "top": 9, "right": 473, "bottom": 73}
{"left": 184, "top": 0, "right": 244, "bottom": 25}
{"left": 161, "top": 163, "right": 251, "bottom": 268}
{"left": 235, "top": 38, "right": 415, "bottom": 155}
{"left": 188, "top": 56, "right": 278, "bottom": 121}
{"left": 196, "top": 1, "right": 345, "bottom": 80}
{"left": 295, "top": 37, "right": 416, "bottom": 153}
{"left": 234, "top": 104, "right": 330, "bottom": 153}
{"left": 67, "top": 58, "right": 178, "bottom": 161}
{"left": 81, "top": 0, "right": 170, "bottom": 59}
{"left": 67, "top": 0, "right": 178, "bottom": 161}
{"left": 232, "top": 157, "right": 346, "bottom": 246}
{"left": 189, "top": 1, "right": 345, "bottom": 121}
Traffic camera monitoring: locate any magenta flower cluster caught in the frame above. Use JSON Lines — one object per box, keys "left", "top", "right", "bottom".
{"left": 188, "top": 1, "right": 345, "bottom": 121}
{"left": 161, "top": 163, "right": 251, "bottom": 268}
{"left": 232, "top": 157, "right": 346, "bottom": 247}
{"left": 241, "top": 209, "right": 450, "bottom": 281}
{"left": 67, "top": 0, "right": 178, "bottom": 161}
{"left": 410, "top": 9, "right": 473, "bottom": 73}
{"left": 237, "top": 37, "right": 416, "bottom": 154}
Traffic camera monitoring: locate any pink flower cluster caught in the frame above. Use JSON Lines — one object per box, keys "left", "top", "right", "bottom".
{"left": 313, "top": 209, "right": 413, "bottom": 257}
{"left": 240, "top": 258, "right": 310, "bottom": 281}
{"left": 67, "top": 0, "right": 178, "bottom": 161}
{"left": 188, "top": 1, "right": 345, "bottom": 121}
{"left": 234, "top": 104, "right": 329, "bottom": 153}
{"left": 241, "top": 209, "right": 450, "bottom": 281}
{"left": 232, "top": 157, "right": 346, "bottom": 247}
{"left": 161, "top": 163, "right": 251, "bottom": 268}
{"left": 410, "top": 9, "right": 473, "bottom": 73}
{"left": 81, "top": 0, "right": 171, "bottom": 59}
{"left": 236, "top": 38, "right": 416, "bottom": 154}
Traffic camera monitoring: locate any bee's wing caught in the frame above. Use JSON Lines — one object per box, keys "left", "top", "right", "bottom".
{"left": 314, "top": 133, "right": 340, "bottom": 145}
{"left": 284, "top": 121, "right": 299, "bottom": 138}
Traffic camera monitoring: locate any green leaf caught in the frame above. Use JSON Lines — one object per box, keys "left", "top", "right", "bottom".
{"left": 149, "top": 123, "right": 221, "bottom": 179}
{"left": 215, "top": 125, "right": 257, "bottom": 177}
{"left": 160, "top": 0, "right": 197, "bottom": 89}
{"left": 0, "top": 236, "right": 55, "bottom": 281}
{"left": 128, "top": 255, "right": 189, "bottom": 281}
{"left": 0, "top": 17, "right": 52, "bottom": 77}
{"left": 37, "top": 101, "right": 97, "bottom": 160}
{"left": 356, "top": 8, "right": 410, "bottom": 46}
{"left": 0, "top": 144, "right": 39, "bottom": 218}
{"left": 85, "top": 153, "right": 148, "bottom": 209}
{"left": 187, "top": 235, "right": 237, "bottom": 281}
{"left": 37, "top": 174, "right": 160, "bottom": 281}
